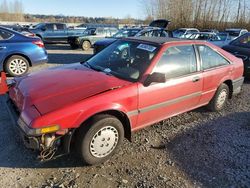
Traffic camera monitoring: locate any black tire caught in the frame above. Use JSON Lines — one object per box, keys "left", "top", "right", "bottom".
{"left": 76, "top": 114, "right": 124, "bottom": 165}
{"left": 5, "top": 55, "right": 29, "bottom": 77}
{"left": 207, "top": 83, "right": 229, "bottom": 112}
{"left": 81, "top": 40, "right": 91, "bottom": 51}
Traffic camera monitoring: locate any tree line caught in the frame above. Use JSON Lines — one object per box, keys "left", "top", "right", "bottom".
{"left": 141, "top": 0, "right": 250, "bottom": 30}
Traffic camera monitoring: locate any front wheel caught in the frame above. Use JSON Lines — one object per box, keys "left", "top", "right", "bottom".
{"left": 5, "top": 55, "right": 29, "bottom": 77}
{"left": 207, "top": 83, "right": 229, "bottom": 112}
{"left": 81, "top": 40, "right": 91, "bottom": 51}
{"left": 76, "top": 114, "right": 124, "bottom": 165}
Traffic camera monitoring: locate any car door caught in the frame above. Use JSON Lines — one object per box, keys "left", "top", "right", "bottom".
{"left": 0, "top": 29, "right": 13, "bottom": 69}
{"left": 196, "top": 44, "right": 233, "bottom": 104}
{"left": 91, "top": 28, "right": 105, "bottom": 43}
{"left": 43, "top": 23, "right": 55, "bottom": 41}
{"left": 54, "top": 23, "right": 67, "bottom": 42}
{"left": 136, "top": 44, "right": 203, "bottom": 128}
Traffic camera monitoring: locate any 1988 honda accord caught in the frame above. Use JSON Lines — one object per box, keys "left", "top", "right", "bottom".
{"left": 0, "top": 37, "right": 244, "bottom": 165}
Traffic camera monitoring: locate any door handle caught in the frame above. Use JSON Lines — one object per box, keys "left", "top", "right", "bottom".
{"left": 0, "top": 46, "right": 6, "bottom": 50}
{"left": 192, "top": 76, "right": 200, "bottom": 82}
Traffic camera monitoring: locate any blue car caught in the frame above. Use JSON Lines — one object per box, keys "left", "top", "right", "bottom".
{"left": 0, "top": 26, "right": 48, "bottom": 76}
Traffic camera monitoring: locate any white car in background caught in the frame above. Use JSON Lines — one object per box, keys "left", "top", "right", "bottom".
{"left": 172, "top": 28, "right": 200, "bottom": 38}
{"left": 187, "top": 32, "right": 231, "bottom": 47}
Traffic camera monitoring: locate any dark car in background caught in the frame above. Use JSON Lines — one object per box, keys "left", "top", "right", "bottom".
{"left": 0, "top": 26, "right": 48, "bottom": 76}
{"left": 93, "top": 27, "right": 143, "bottom": 53}
{"left": 29, "top": 23, "right": 86, "bottom": 43}
{"left": 223, "top": 32, "right": 250, "bottom": 78}
{"left": 93, "top": 19, "right": 171, "bottom": 54}
{"left": 68, "top": 26, "right": 119, "bottom": 50}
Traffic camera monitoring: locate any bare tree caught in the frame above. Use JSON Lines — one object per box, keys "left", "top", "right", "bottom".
{"left": 0, "top": 0, "right": 24, "bottom": 21}
{"left": 140, "top": 0, "right": 250, "bottom": 30}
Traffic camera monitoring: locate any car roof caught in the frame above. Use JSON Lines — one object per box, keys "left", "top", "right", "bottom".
{"left": 125, "top": 37, "right": 189, "bottom": 45}
{"left": 178, "top": 28, "right": 199, "bottom": 30}
{"left": 192, "top": 32, "right": 215, "bottom": 34}
{"left": 225, "top": 28, "right": 247, "bottom": 31}
{"left": 0, "top": 26, "right": 19, "bottom": 34}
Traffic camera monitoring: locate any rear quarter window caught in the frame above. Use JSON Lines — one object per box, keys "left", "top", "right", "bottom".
{"left": 197, "top": 45, "right": 230, "bottom": 70}
{"left": 0, "top": 30, "right": 13, "bottom": 40}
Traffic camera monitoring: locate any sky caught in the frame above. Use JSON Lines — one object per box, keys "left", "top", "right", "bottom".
{"left": 16, "top": 0, "right": 142, "bottom": 19}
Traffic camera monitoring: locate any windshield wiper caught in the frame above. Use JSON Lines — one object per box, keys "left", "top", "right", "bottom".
{"left": 84, "top": 62, "right": 103, "bottom": 72}
{"left": 84, "top": 62, "right": 115, "bottom": 77}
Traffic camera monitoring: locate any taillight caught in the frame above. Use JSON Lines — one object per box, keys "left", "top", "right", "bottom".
{"left": 28, "top": 33, "right": 36, "bottom": 37}
{"left": 32, "top": 40, "right": 44, "bottom": 48}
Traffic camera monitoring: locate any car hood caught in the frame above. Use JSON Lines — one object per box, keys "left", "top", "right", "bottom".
{"left": 10, "top": 63, "right": 131, "bottom": 115}
{"left": 94, "top": 38, "right": 117, "bottom": 46}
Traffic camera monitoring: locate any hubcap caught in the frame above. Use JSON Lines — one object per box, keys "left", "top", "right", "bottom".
{"left": 216, "top": 89, "right": 227, "bottom": 109}
{"left": 90, "top": 126, "right": 119, "bottom": 158}
{"left": 83, "top": 42, "right": 90, "bottom": 49}
{"left": 9, "top": 59, "right": 27, "bottom": 75}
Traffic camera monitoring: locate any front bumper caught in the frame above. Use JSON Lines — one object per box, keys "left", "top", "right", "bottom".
{"left": 4, "top": 95, "right": 41, "bottom": 150}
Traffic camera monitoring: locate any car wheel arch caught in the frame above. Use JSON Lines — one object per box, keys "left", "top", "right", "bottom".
{"left": 76, "top": 110, "right": 132, "bottom": 142}
{"left": 223, "top": 80, "right": 233, "bottom": 99}
{"left": 3, "top": 53, "right": 32, "bottom": 71}
{"left": 81, "top": 39, "right": 91, "bottom": 45}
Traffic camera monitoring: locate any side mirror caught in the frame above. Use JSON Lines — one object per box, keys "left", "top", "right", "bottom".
{"left": 41, "top": 27, "right": 46, "bottom": 31}
{"left": 143, "top": 72, "right": 166, "bottom": 87}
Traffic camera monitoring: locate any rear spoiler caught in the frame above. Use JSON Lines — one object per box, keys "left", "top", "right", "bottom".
{"left": 0, "top": 72, "right": 8, "bottom": 95}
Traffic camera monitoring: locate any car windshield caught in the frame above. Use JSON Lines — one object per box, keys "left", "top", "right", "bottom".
{"left": 33, "top": 23, "right": 44, "bottom": 29}
{"left": 83, "top": 28, "right": 96, "bottom": 35}
{"left": 172, "top": 29, "right": 186, "bottom": 37}
{"left": 112, "top": 29, "right": 141, "bottom": 38}
{"left": 85, "top": 40, "right": 159, "bottom": 82}
{"left": 188, "top": 33, "right": 220, "bottom": 41}
{"left": 231, "top": 33, "right": 250, "bottom": 47}
{"left": 217, "top": 33, "right": 228, "bottom": 41}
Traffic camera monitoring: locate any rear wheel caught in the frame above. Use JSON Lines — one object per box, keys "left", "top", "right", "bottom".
{"left": 76, "top": 114, "right": 124, "bottom": 165}
{"left": 5, "top": 55, "right": 29, "bottom": 77}
{"left": 81, "top": 40, "right": 91, "bottom": 51}
{"left": 207, "top": 83, "right": 229, "bottom": 112}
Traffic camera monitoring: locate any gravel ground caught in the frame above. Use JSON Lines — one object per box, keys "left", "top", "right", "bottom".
{"left": 0, "top": 44, "right": 249, "bottom": 188}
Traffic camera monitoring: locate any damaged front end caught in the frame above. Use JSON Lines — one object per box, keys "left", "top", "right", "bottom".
{"left": 4, "top": 89, "right": 74, "bottom": 162}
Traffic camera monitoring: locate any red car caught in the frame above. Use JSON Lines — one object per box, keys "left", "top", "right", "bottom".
{"left": 2, "top": 37, "right": 244, "bottom": 165}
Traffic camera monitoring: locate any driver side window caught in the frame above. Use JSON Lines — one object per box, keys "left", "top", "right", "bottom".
{"left": 154, "top": 45, "right": 197, "bottom": 79}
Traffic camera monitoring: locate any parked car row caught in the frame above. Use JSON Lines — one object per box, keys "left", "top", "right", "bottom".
{"left": 93, "top": 20, "right": 171, "bottom": 53}
{"left": 0, "top": 20, "right": 249, "bottom": 79}
{"left": 69, "top": 19, "right": 171, "bottom": 51}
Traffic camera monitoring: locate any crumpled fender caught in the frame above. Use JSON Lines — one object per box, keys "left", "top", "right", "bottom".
{"left": 0, "top": 72, "right": 8, "bottom": 95}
